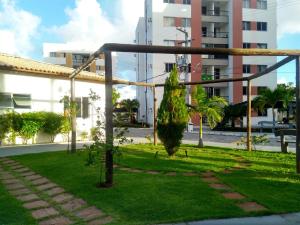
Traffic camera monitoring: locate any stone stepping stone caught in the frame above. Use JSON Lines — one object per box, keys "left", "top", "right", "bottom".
{"left": 15, "top": 167, "right": 31, "bottom": 173}
{"left": 76, "top": 206, "right": 104, "bottom": 221}
{"left": 52, "top": 193, "right": 73, "bottom": 203}
{"left": 202, "top": 171, "right": 215, "bottom": 178}
{"left": 0, "top": 173, "right": 14, "bottom": 180}
{"left": 24, "top": 174, "right": 43, "bottom": 181}
{"left": 36, "top": 183, "right": 57, "bottom": 191}
{"left": 45, "top": 187, "right": 65, "bottom": 196}
{"left": 209, "top": 183, "right": 231, "bottom": 191}
{"left": 202, "top": 177, "right": 219, "bottom": 183}
{"left": 17, "top": 193, "right": 39, "bottom": 202}
{"left": 10, "top": 165, "right": 24, "bottom": 170}
{"left": 31, "top": 207, "right": 59, "bottom": 220}
{"left": 39, "top": 216, "right": 73, "bottom": 225}
{"left": 129, "top": 169, "right": 143, "bottom": 173}
{"left": 1, "top": 159, "right": 16, "bottom": 164}
{"left": 222, "top": 192, "right": 246, "bottom": 200}
{"left": 119, "top": 167, "right": 132, "bottom": 172}
{"left": 222, "top": 169, "right": 232, "bottom": 174}
{"left": 31, "top": 178, "right": 49, "bottom": 186}
{"left": 165, "top": 172, "right": 177, "bottom": 176}
{"left": 10, "top": 188, "right": 32, "bottom": 196}
{"left": 61, "top": 198, "right": 87, "bottom": 212}
{"left": 237, "top": 202, "right": 267, "bottom": 212}
{"left": 182, "top": 172, "right": 198, "bottom": 177}
{"left": 20, "top": 171, "right": 36, "bottom": 177}
{"left": 145, "top": 171, "right": 160, "bottom": 175}
{"left": 6, "top": 182, "right": 26, "bottom": 190}
{"left": 23, "top": 200, "right": 50, "bottom": 209}
{"left": 88, "top": 216, "right": 113, "bottom": 225}
{"left": 113, "top": 165, "right": 118, "bottom": 168}
{"left": 2, "top": 178, "right": 20, "bottom": 184}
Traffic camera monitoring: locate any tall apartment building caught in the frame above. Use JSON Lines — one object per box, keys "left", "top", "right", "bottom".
{"left": 136, "top": 0, "right": 277, "bottom": 126}
{"left": 43, "top": 43, "right": 117, "bottom": 75}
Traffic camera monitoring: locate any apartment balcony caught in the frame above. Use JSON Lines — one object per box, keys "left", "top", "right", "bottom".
{"left": 95, "top": 58, "right": 105, "bottom": 66}
{"left": 44, "top": 57, "right": 66, "bottom": 65}
{"left": 202, "top": 55, "right": 228, "bottom": 66}
{"left": 202, "top": 10, "right": 228, "bottom": 23}
{"left": 202, "top": 32, "right": 228, "bottom": 45}
{"left": 202, "top": 74, "right": 229, "bottom": 88}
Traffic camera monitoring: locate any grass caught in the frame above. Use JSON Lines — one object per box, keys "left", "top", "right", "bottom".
{"left": 1, "top": 144, "right": 299, "bottom": 225}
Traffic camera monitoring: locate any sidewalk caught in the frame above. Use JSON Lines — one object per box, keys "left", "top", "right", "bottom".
{"left": 160, "top": 212, "right": 300, "bottom": 225}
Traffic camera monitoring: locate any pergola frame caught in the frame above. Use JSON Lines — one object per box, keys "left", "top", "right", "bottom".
{"left": 69, "top": 43, "right": 300, "bottom": 187}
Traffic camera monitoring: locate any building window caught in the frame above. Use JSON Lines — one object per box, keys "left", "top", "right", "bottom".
{"left": 49, "top": 52, "right": 56, "bottom": 57}
{"left": 165, "top": 63, "right": 176, "bottom": 72}
{"left": 96, "top": 65, "right": 105, "bottom": 71}
{"left": 163, "top": 0, "right": 175, "bottom": 3}
{"left": 243, "top": 43, "right": 251, "bottom": 49}
{"left": 214, "top": 68, "right": 220, "bottom": 79}
{"left": 164, "top": 40, "right": 176, "bottom": 46}
{"left": 257, "top": 65, "right": 268, "bottom": 72}
{"left": 182, "top": 18, "right": 191, "bottom": 27}
{"left": 243, "top": 0, "right": 251, "bottom": 8}
{"left": 13, "top": 94, "right": 31, "bottom": 109}
{"left": 72, "top": 54, "right": 90, "bottom": 65}
{"left": 257, "top": 86, "right": 267, "bottom": 95}
{"left": 243, "top": 64, "right": 251, "bottom": 73}
{"left": 202, "top": 6, "right": 207, "bottom": 15}
{"left": 257, "top": 22, "right": 267, "bottom": 31}
{"left": 243, "top": 87, "right": 247, "bottom": 95}
{"left": 163, "top": 17, "right": 176, "bottom": 27}
{"left": 242, "top": 21, "right": 251, "bottom": 30}
{"left": 0, "top": 93, "right": 13, "bottom": 108}
{"left": 215, "top": 88, "right": 221, "bottom": 96}
{"left": 257, "top": 43, "right": 268, "bottom": 49}
{"left": 75, "top": 97, "right": 90, "bottom": 118}
{"left": 183, "top": 0, "right": 191, "bottom": 4}
{"left": 257, "top": 0, "right": 267, "bottom": 9}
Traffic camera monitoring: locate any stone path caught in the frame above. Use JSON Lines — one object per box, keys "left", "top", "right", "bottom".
{"left": 0, "top": 158, "right": 113, "bottom": 225}
{"left": 115, "top": 153, "right": 267, "bottom": 214}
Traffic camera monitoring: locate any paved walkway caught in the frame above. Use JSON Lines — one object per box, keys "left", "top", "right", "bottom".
{"left": 0, "top": 157, "right": 112, "bottom": 225}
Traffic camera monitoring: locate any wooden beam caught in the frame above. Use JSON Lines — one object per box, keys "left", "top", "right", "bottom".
{"left": 113, "top": 79, "right": 155, "bottom": 87}
{"left": 70, "top": 78, "right": 76, "bottom": 153}
{"left": 104, "top": 51, "right": 114, "bottom": 187}
{"left": 153, "top": 87, "right": 158, "bottom": 146}
{"left": 295, "top": 57, "right": 300, "bottom": 173}
{"left": 100, "top": 43, "right": 300, "bottom": 56}
{"left": 247, "top": 80, "right": 252, "bottom": 151}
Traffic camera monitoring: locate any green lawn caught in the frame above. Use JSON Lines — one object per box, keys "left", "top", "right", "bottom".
{"left": 1, "top": 144, "right": 300, "bottom": 225}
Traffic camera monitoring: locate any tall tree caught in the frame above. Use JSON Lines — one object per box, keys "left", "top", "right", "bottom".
{"left": 157, "top": 68, "right": 189, "bottom": 156}
{"left": 277, "top": 83, "right": 295, "bottom": 123}
{"left": 253, "top": 87, "right": 285, "bottom": 133}
{"left": 120, "top": 99, "right": 140, "bottom": 124}
{"left": 191, "top": 85, "right": 228, "bottom": 148}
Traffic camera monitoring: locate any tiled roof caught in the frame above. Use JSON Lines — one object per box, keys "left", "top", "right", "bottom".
{"left": 0, "top": 53, "right": 106, "bottom": 83}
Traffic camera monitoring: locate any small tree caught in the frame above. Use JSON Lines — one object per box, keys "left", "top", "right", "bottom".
{"left": 191, "top": 85, "right": 228, "bottom": 148}
{"left": 0, "top": 114, "right": 11, "bottom": 145}
{"left": 157, "top": 68, "right": 189, "bottom": 156}
{"left": 112, "top": 88, "right": 121, "bottom": 107}
{"left": 120, "top": 99, "right": 140, "bottom": 123}
{"left": 41, "top": 112, "right": 64, "bottom": 143}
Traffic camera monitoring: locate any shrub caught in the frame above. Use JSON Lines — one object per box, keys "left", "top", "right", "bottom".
{"left": 0, "top": 114, "right": 11, "bottom": 145}
{"left": 40, "top": 112, "right": 64, "bottom": 143}
{"left": 19, "top": 120, "right": 42, "bottom": 144}
{"left": 157, "top": 68, "right": 189, "bottom": 156}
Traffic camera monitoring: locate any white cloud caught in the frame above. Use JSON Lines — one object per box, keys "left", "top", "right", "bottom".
{"left": 277, "top": 76, "right": 288, "bottom": 84}
{"left": 51, "top": 0, "right": 144, "bottom": 51}
{"left": 277, "top": 0, "right": 300, "bottom": 38}
{"left": 0, "top": 0, "right": 40, "bottom": 56}
{"left": 117, "top": 86, "right": 136, "bottom": 100}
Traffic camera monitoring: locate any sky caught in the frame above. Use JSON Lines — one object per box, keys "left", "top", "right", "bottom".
{"left": 0, "top": 0, "right": 299, "bottom": 97}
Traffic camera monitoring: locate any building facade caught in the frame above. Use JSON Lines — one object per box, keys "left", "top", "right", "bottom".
{"left": 136, "top": 0, "right": 277, "bottom": 126}
{"left": 0, "top": 53, "right": 106, "bottom": 144}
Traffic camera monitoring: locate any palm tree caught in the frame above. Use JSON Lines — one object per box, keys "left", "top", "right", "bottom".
{"left": 120, "top": 99, "right": 140, "bottom": 124}
{"left": 191, "top": 85, "right": 228, "bottom": 148}
{"left": 277, "top": 84, "right": 295, "bottom": 123}
{"left": 253, "top": 87, "right": 285, "bottom": 133}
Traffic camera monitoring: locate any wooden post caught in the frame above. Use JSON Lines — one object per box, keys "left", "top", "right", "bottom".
{"left": 295, "top": 57, "right": 300, "bottom": 173}
{"left": 153, "top": 87, "right": 158, "bottom": 145}
{"left": 247, "top": 80, "right": 252, "bottom": 151}
{"left": 104, "top": 51, "right": 114, "bottom": 186}
{"left": 70, "top": 78, "right": 76, "bottom": 153}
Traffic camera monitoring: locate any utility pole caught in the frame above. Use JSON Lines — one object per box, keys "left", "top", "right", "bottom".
{"left": 177, "top": 27, "right": 192, "bottom": 131}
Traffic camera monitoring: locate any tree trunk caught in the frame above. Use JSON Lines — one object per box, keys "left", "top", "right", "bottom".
{"left": 272, "top": 107, "right": 276, "bottom": 133}
{"left": 198, "top": 114, "right": 204, "bottom": 148}
{"left": 287, "top": 106, "right": 290, "bottom": 123}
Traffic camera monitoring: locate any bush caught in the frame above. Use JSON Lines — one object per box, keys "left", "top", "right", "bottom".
{"left": 40, "top": 112, "right": 64, "bottom": 143}
{"left": 0, "top": 114, "right": 11, "bottom": 144}
{"left": 157, "top": 68, "right": 189, "bottom": 156}
{"left": 19, "top": 120, "right": 42, "bottom": 144}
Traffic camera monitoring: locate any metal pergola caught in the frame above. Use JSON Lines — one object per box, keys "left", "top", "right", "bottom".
{"left": 69, "top": 43, "right": 300, "bottom": 187}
